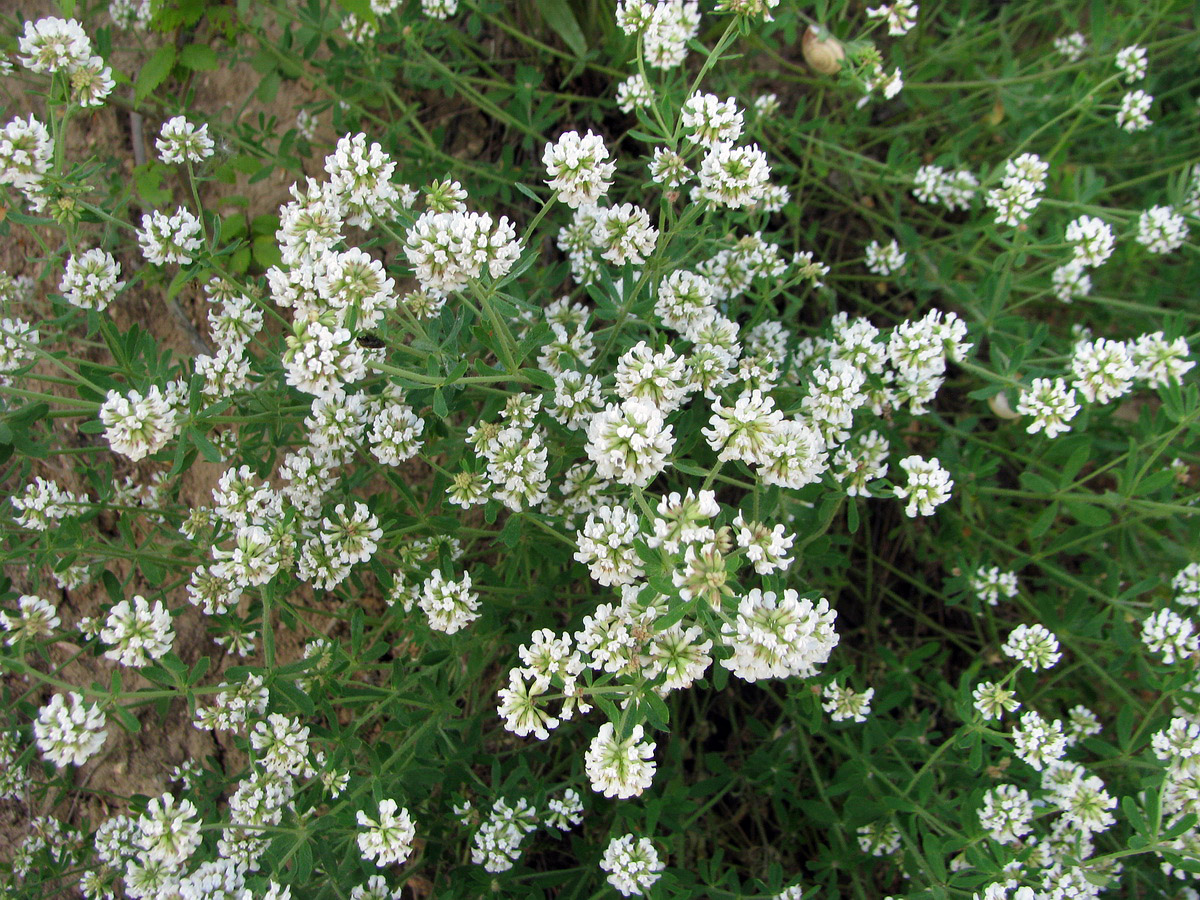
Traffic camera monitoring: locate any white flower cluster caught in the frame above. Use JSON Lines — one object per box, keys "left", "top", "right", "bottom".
{"left": 469, "top": 797, "right": 539, "bottom": 872}
{"left": 894, "top": 455, "right": 953, "bottom": 517}
{"left": 33, "top": 691, "right": 107, "bottom": 767}
{"left": 1116, "top": 89, "right": 1153, "bottom": 132}
{"left": 0, "top": 594, "right": 60, "bottom": 645}
{"left": 356, "top": 799, "right": 416, "bottom": 867}
{"left": 156, "top": 116, "right": 215, "bottom": 165}
{"left": 721, "top": 589, "right": 839, "bottom": 682}
{"left": 0, "top": 115, "right": 54, "bottom": 204}
{"left": 1135, "top": 205, "right": 1189, "bottom": 255}
{"left": 17, "top": 17, "right": 113, "bottom": 107}
{"left": 137, "top": 207, "right": 204, "bottom": 266}
{"left": 585, "top": 722, "right": 656, "bottom": 798}
{"left": 100, "top": 384, "right": 182, "bottom": 461}
{"left": 404, "top": 209, "right": 521, "bottom": 294}
{"left": 822, "top": 681, "right": 874, "bottom": 722}
{"left": 600, "top": 833, "right": 665, "bottom": 897}
{"left": 912, "top": 164, "right": 978, "bottom": 209}
{"left": 984, "top": 153, "right": 1048, "bottom": 227}
{"left": 866, "top": 0, "right": 919, "bottom": 36}
{"left": 1054, "top": 32, "right": 1087, "bottom": 61}
{"left": 544, "top": 130, "right": 615, "bottom": 208}
{"left": 971, "top": 566, "right": 1019, "bottom": 606}
{"left": 11, "top": 476, "right": 82, "bottom": 531}
{"left": 1002, "top": 623, "right": 1062, "bottom": 671}
{"left": 60, "top": 249, "right": 124, "bottom": 311}
{"left": 100, "top": 595, "right": 174, "bottom": 668}
{"left": 616, "top": 1, "right": 701, "bottom": 70}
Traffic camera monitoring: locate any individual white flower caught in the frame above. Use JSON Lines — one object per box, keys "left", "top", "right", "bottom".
{"left": 356, "top": 799, "right": 415, "bottom": 867}
{"left": 979, "top": 785, "right": 1034, "bottom": 844}
{"left": 1135, "top": 205, "right": 1188, "bottom": 254}
{"left": 1116, "top": 89, "right": 1153, "bottom": 132}
{"left": 1002, "top": 623, "right": 1062, "bottom": 671}
{"left": 137, "top": 207, "right": 203, "bottom": 266}
{"left": 1016, "top": 377, "right": 1080, "bottom": 438}
{"left": 1071, "top": 337, "right": 1135, "bottom": 404}
{"left": 60, "top": 249, "right": 124, "bottom": 311}
{"left": 100, "top": 595, "right": 174, "bottom": 668}
{"left": 585, "top": 722, "right": 656, "bottom": 799}
{"left": 100, "top": 385, "right": 178, "bottom": 461}
{"left": 156, "top": 116, "right": 215, "bottom": 164}
{"left": 544, "top": 130, "right": 615, "bottom": 209}
{"left": 0, "top": 594, "right": 61, "bottom": 645}
{"left": 894, "top": 456, "right": 953, "bottom": 517}
{"left": 600, "top": 834, "right": 665, "bottom": 896}
{"left": 1115, "top": 44, "right": 1147, "bottom": 82}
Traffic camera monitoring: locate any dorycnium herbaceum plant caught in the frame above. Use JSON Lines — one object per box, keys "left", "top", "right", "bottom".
{"left": 0, "top": 1, "right": 1199, "bottom": 898}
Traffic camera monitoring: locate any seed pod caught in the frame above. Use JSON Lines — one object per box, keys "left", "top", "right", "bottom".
{"left": 803, "top": 25, "right": 845, "bottom": 75}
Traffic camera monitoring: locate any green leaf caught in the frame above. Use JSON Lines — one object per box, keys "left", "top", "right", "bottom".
{"left": 1028, "top": 501, "right": 1058, "bottom": 538}
{"left": 136, "top": 44, "right": 176, "bottom": 103}
{"left": 112, "top": 705, "right": 142, "bottom": 733}
{"left": 536, "top": 0, "right": 588, "bottom": 57}
{"left": 189, "top": 428, "right": 222, "bottom": 463}
{"left": 642, "top": 690, "right": 670, "bottom": 732}
{"left": 274, "top": 679, "right": 315, "bottom": 717}
{"left": 179, "top": 43, "right": 218, "bottom": 70}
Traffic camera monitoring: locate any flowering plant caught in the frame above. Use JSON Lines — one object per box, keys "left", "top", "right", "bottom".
{"left": 0, "top": 3, "right": 1198, "bottom": 899}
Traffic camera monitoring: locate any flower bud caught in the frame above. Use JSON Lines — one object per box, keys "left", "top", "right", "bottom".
{"left": 803, "top": 25, "right": 845, "bottom": 75}
{"left": 988, "top": 391, "right": 1021, "bottom": 420}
